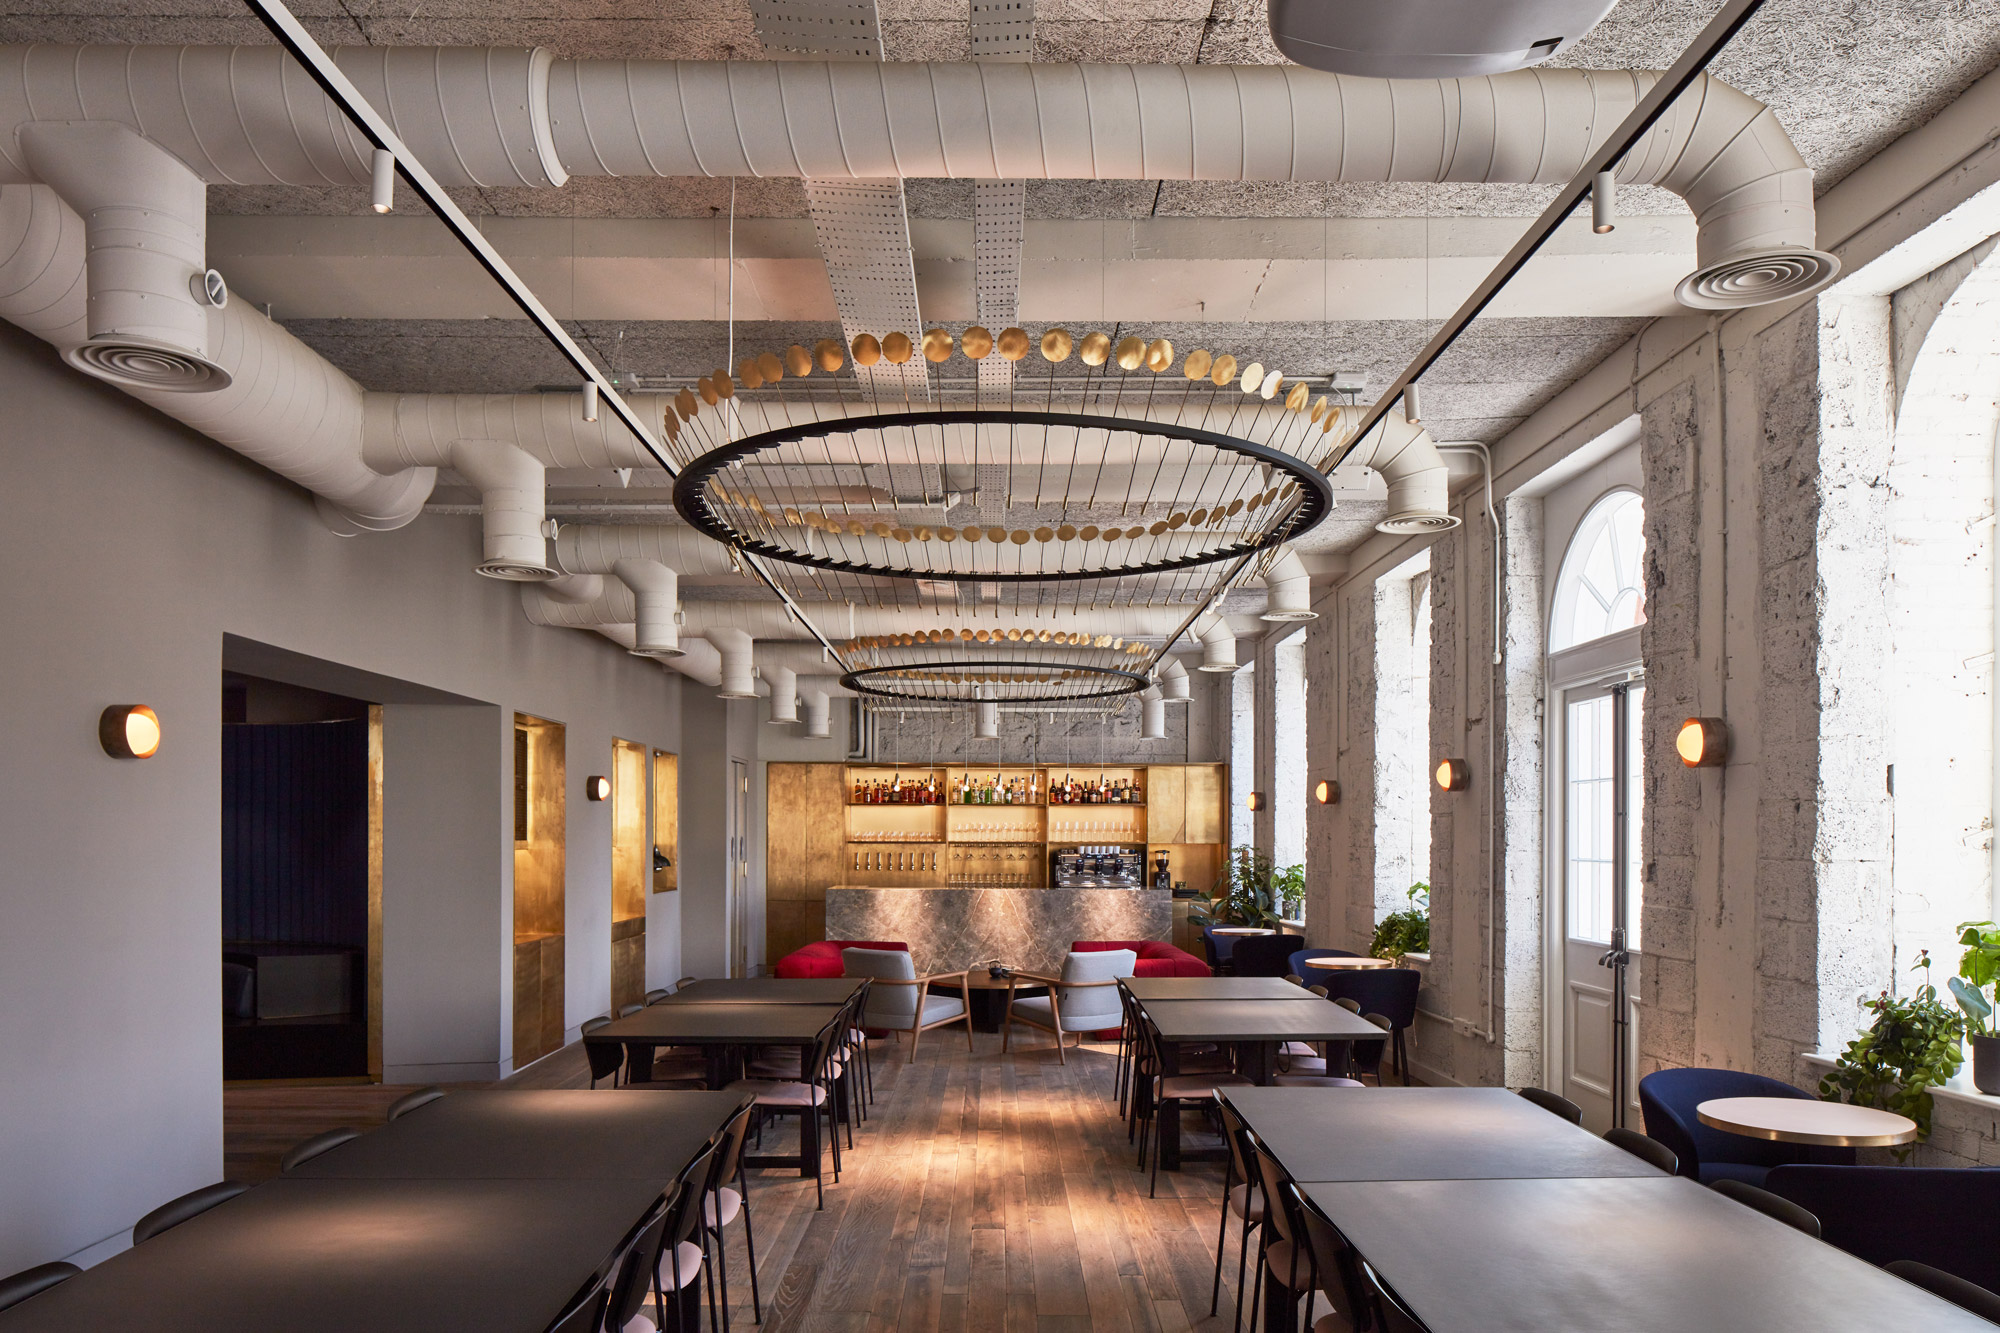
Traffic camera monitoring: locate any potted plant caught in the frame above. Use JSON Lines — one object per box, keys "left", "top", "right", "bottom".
{"left": 1369, "top": 882, "right": 1430, "bottom": 961}
{"left": 1819, "top": 951, "right": 1964, "bottom": 1151}
{"left": 1949, "top": 919, "right": 2000, "bottom": 1095}
{"left": 1190, "top": 845, "right": 1296, "bottom": 930}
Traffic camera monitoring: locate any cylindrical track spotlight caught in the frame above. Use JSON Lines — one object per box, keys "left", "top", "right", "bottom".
{"left": 1592, "top": 170, "right": 1617, "bottom": 234}
{"left": 370, "top": 147, "right": 395, "bottom": 214}
{"left": 1404, "top": 382, "right": 1422, "bottom": 425}
{"left": 581, "top": 381, "right": 599, "bottom": 423}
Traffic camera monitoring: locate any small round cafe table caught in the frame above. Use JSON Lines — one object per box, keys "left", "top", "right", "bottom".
{"left": 1696, "top": 1097, "right": 1918, "bottom": 1148}
{"left": 1300, "top": 956, "right": 1395, "bottom": 970}
{"left": 1211, "top": 927, "right": 1275, "bottom": 937}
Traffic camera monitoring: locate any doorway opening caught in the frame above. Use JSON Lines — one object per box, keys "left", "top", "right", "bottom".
{"left": 513, "top": 713, "right": 567, "bottom": 1067}
{"left": 610, "top": 737, "right": 648, "bottom": 1011}
{"left": 221, "top": 672, "right": 381, "bottom": 1083}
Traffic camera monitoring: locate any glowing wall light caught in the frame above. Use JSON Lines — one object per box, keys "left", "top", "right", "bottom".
{"left": 99, "top": 705, "right": 161, "bottom": 759}
{"left": 1676, "top": 717, "right": 1729, "bottom": 768}
{"left": 1435, "top": 758, "right": 1471, "bottom": 792}
{"left": 585, "top": 775, "right": 612, "bottom": 801}
{"left": 1314, "top": 778, "right": 1340, "bottom": 805}
{"left": 1246, "top": 791, "right": 1265, "bottom": 811}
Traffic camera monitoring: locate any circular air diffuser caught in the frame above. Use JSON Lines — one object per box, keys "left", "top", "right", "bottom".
{"left": 474, "top": 558, "right": 557, "bottom": 582}
{"left": 66, "top": 338, "right": 232, "bottom": 393}
{"left": 1376, "top": 511, "right": 1461, "bottom": 535}
{"left": 1675, "top": 248, "right": 1841, "bottom": 311}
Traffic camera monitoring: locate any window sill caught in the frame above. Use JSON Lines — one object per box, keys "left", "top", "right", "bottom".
{"left": 1800, "top": 1051, "right": 2000, "bottom": 1112}
{"left": 1401, "top": 952, "right": 1431, "bottom": 966}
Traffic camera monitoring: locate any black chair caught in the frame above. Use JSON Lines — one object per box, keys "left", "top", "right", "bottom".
{"left": 1518, "top": 1086, "right": 1584, "bottom": 1124}
{"left": 646, "top": 988, "right": 673, "bottom": 1006}
{"left": 132, "top": 1181, "right": 248, "bottom": 1243}
{"left": 279, "top": 1128, "right": 361, "bottom": 1173}
{"left": 1211, "top": 1099, "right": 1266, "bottom": 1333}
{"left": 0, "top": 1262, "right": 79, "bottom": 1313}
{"left": 582, "top": 1014, "right": 626, "bottom": 1088}
{"left": 222, "top": 962, "right": 256, "bottom": 1019}
{"left": 387, "top": 1086, "right": 447, "bottom": 1121}
{"left": 1302, "top": 968, "right": 1420, "bottom": 1083}
{"left": 1603, "top": 1127, "right": 1677, "bottom": 1175}
{"left": 1247, "top": 1141, "right": 1315, "bottom": 1333}
{"left": 1133, "top": 1017, "right": 1251, "bottom": 1198}
{"left": 1709, "top": 1179, "right": 1821, "bottom": 1237}
{"left": 1887, "top": 1260, "right": 2000, "bottom": 1323}
{"left": 1766, "top": 1165, "right": 2000, "bottom": 1291}
{"left": 1638, "top": 1068, "right": 1852, "bottom": 1186}
{"left": 1227, "top": 933, "right": 1306, "bottom": 979}
{"left": 1332, "top": 996, "right": 1360, "bottom": 1013}
{"left": 653, "top": 1141, "right": 722, "bottom": 1332}
{"left": 727, "top": 1020, "right": 844, "bottom": 1209}
{"left": 604, "top": 1209, "right": 670, "bottom": 1333}
{"left": 703, "top": 1102, "right": 764, "bottom": 1327}
{"left": 620, "top": 1002, "right": 646, "bottom": 1019}
{"left": 1288, "top": 1185, "right": 1373, "bottom": 1333}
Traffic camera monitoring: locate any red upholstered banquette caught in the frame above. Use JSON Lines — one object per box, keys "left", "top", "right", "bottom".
{"left": 773, "top": 939, "right": 909, "bottom": 978}
{"left": 1071, "top": 940, "right": 1209, "bottom": 977}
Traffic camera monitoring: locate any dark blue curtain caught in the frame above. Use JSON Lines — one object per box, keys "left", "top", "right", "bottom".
{"left": 222, "top": 720, "right": 368, "bottom": 946}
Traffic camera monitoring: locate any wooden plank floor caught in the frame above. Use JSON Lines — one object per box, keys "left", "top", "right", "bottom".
{"left": 225, "top": 1030, "right": 1245, "bottom": 1332}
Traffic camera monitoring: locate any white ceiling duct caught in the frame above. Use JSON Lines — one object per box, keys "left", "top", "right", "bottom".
{"left": 0, "top": 182, "right": 431, "bottom": 532}
{"left": 708, "top": 628, "right": 759, "bottom": 699}
{"left": 801, "top": 686, "right": 833, "bottom": 739}
{"left": 363, "top": 393, "right": 670, "bottom": 472}
{"left": 553, "top": 525, "right": 745, "bottom": 578}
{"left": 1139, "top": 686, "right": 1167, "bottom": 740}
{"left": 1159, "top": 655, "right": 1192, "bottom": 704}
{"left": 1195, "top": 615, "right": 1240, "bottom": 673}
{"left": 665, "top": 632, "right": 724, "bottom": 687}
{"left": 451, "top": 440, "right": 553, "bottom": 580}
{"left": 0, "top": 48, "right": 1829, "bottom": 311}
{"left": 540, "top": 572, "right": 605, "bottom": 603}
{"left": 1267, "top": 0, "right": 1617, "bottom": 78}
{"left": 545, "top": 59, "right": 1834, "bottom": 309}
{"left": 16, "top": 123, "right": 228, "bottom": 391}
{"left": 1260, "top": 546, "right": 1318, "bottom": 622}
{"left": 1333, "top": 408, "right": 1456, "bottom": 534}
{"left": 763, "top": 665, "right": 799, "bottom": 724}
{"left": 611, "top": 558, "right": 682, "bottom": 656}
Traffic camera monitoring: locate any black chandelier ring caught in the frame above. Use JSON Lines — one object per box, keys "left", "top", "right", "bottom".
{"left": 672, "top": 409, "right": 1334, "bottom": 584}
{"left": 840, "top": 659, "right": 1151, "bottom": 703}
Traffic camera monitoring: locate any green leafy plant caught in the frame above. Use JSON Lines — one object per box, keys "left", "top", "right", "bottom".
{"left": 1370, "top": 883, "right": 1431, "bottom": 960}
{"left": 1948, "top": 920, "right": 2000, "bottom": 1038}
{"left": 1189, "top": 845, "right": 1301, "bottom": 929}
{"left": 1819, "top": 951, "right": 1964, "bottom": 1151}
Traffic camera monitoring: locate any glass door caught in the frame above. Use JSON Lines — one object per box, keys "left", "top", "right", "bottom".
{"left": 1559, "top": 677, "right": 1643, "bottom": 1132}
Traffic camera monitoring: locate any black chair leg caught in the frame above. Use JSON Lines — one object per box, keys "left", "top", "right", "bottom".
{"left": 710, "top": 1221, "right": 732, "bottom": 1333}
{"left": 1233, "top": 1216, "right": 1258, "bottom": 1333}
{"left": 739, "top": 1161, "right": 763, "bottom": 1323}
{"left": 1210, "top": 1156, "right": 1234, "bottom": 1315}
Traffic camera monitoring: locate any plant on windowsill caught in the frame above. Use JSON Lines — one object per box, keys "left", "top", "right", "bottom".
{"left": 1948, "top": 920, "right": 2000, "bottom": 1095}
{"left": 1369, "top": 883, "right": 1431, "bottom": 961}
{"left": 1189, "top": 845, "right": 1302, "bottom": 931}
{"left": 1819, "top": 951, "right": 1964, "bottom": 1154}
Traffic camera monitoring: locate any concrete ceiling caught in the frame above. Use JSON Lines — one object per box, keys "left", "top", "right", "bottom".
{"left": 2, "top": 0, "right": 1995, "bottom": 575}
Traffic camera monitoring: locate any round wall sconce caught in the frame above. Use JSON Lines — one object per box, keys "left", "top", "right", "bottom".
{"left": 1314, "top": 778, "right": 1340, "bottom": 805}
{"left": 100, "top": 705, "right": 161, "bottom": 759}
{"left": 1676, "top": 717, "right": 1729, "bottom": 768}
{"left": 1435, "top": 759, "right": 1471, "bottom": 792}
{"left": 585, "top": 775, "right": 612, "bottom": 801}
{"left": 1246, "top": 791, "right": 1266, "bottom": 812}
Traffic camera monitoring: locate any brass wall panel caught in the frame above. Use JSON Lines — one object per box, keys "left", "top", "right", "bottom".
{"left": 611, "top": 739, "right": 647, "bottom": 923}
{"left": 611, "top": 920, "right": 645, "bottom": 1014}
{"left": 512, "top": 713, "right": 567, "bottom": 1068}
{"left": 538, "top": 934, "right": 565, "bottom": 1056}
{"left": 651, "top": 750, "right": 678, "bottom": 893}
{"left": 1146, "top": 765, "right": 1188, "bottom": 844}
{"left": 765, "top": 763, "right": 849, "bottom": 962}
{"left": 366, "top": 704, "right": 384, "bottom": 1083}
{"left": 1187, "top": 764, "right": 1225, "bottom": 845}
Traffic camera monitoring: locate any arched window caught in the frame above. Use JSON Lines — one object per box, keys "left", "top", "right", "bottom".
{"left": 1550, "top": 489, "right": 1646, "bottom": 653}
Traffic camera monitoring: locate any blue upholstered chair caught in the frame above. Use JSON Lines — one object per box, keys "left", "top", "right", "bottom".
{"left": 1766, "top": 1165, "right": 2000, "bottom": 1293}
{"left": 1300, "top": 966, "right": 1421, "bottom": 1083}
{"left": 1227, "top": 932, "right": 1305, "bottom": 978}
{"left": 1637, "top": 1068, "right": 1854, "bottom": 1186}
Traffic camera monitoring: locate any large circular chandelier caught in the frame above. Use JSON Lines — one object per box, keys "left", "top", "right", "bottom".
{"left": 840, "top": 659, "right": 1149, "bottom": 704}
{"left": 664, "top": 327, "right": 1341, "bottom": 585}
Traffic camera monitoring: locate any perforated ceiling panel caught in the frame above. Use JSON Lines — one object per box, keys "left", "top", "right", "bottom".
{"left": 970, "top": 0, "right": 1034, "bottom": 398}
{"left": 750, "top": 0, "right": 926, "bottom": 397}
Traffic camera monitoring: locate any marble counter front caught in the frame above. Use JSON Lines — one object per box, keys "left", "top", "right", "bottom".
{"left": 824, "top": 886, "right": 1173, "bottom": 974}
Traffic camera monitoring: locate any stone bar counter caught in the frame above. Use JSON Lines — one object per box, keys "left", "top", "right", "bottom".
{"left": 824, "top": 886, "right": 1173, "bottom": 974}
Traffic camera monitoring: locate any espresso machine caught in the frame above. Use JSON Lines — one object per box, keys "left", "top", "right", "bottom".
{"left": 1051, "top": 845, "right": 1143, "bottom": 888}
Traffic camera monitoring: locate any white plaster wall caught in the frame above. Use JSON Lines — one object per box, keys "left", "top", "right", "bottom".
{"left": 0, "top": 325, "right": 688, "bottom": 1273}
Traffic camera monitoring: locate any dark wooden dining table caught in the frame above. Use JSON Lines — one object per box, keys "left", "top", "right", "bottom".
{"left": 0, "top": 1176, "right": 668, "bottom": 1332}
{"left": 1222, "top": 1085, "right": 1661, "bottom": 1181}
{"left": 662, "top": 978, "right": 867, "bottom": 1005}
{"left": 285, "top": 1089, "right": 748, "bottom": 1181}
{"left": 1140, "top": 996, "right": 1385, "bottom": 1170}
{"left": 1301, "top": 1174, "right": 1997, "bottom": 1332}
{"left": 1121, "top": 976, "right": 1310, "bottom": 1001}
{"left": 585, "top": 1002, "right": 843, "bottom": 1177}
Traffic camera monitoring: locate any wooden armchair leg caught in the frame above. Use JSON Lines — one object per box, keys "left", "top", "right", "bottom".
{"left": 1049, "top": 991, "right": 1066, "bottom": 1066}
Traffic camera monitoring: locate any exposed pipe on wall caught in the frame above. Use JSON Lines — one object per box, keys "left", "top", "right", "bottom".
{"left": 1260, "top": 547, "right": 1317, "bottom": 621}
{"left": 450, "top": 440, "right": 552, "bottom": 580}
{"left": 609, "top": 557, "right": 681, "bottom": 656}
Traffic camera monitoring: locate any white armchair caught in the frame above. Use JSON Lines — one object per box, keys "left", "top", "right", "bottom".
{"left": 1002, "top": 949, "right": 1138, "bottom": 1064}
{"left": 842, "top": 947, "right": 974, "bottom": 1063}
